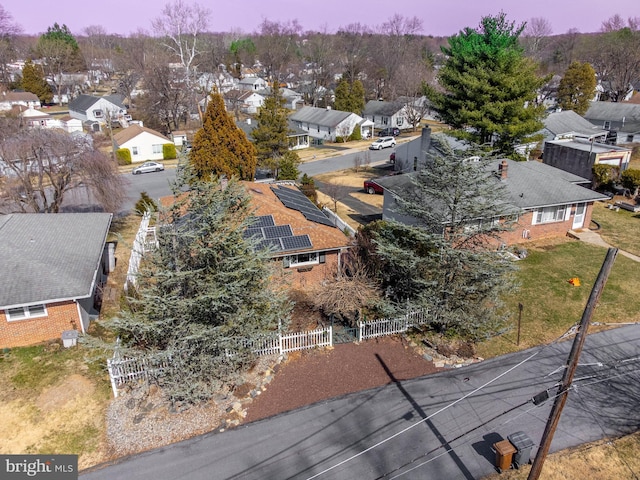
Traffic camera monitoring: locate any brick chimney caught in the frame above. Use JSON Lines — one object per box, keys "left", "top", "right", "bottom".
{"left": 498, "top": 160, "right": 508, "bottom": 180}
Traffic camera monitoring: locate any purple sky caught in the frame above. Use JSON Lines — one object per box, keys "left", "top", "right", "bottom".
{"left": 3, "top": 0, "right": 639, "bottom": 37}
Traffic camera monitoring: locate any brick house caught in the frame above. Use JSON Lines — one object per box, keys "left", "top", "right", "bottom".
{"left": 0, "top": 213, "right": 112, "bottom": 348}
{"left": 244, "top": 182, "right": 351, "bottom": 288}
{"left": 374, "top": 159, "right": 608, "bottom": 246}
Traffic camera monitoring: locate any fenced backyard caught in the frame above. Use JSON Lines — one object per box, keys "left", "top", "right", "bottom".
{"left": 107, "top": 311, "right": 428, "bottom": 397}
{"left": 124, "top": 212, "right": 157, "bottom": 292}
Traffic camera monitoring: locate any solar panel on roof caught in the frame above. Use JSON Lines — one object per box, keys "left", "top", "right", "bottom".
{"left": 257, "top": 238, "right": 283, "bottom": 252}
{"left": 252, "top": 215, "right": 275, "bottom": 228}
{"left": 303, "top": 212, "right": 334, "bottom": 226}
{"left": 263, "top": 225, "right": 293, "bottom": 239}
{"left": 281, "top": 235, "right": 313, "bottom": 251}
{"left": 244, "top": 227, "right": 264, "bottom": 239}
{"left": 271, "top": 186, "right": 336, "bottom": 227}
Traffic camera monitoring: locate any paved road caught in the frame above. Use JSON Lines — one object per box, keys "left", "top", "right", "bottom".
{"left": 81, "top": 325, "right": 640, "bottom": 480}
{"left": 299, "top": 147, "right": 394, "bottom": 177}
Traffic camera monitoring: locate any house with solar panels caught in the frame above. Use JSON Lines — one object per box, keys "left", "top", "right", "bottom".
{"left": 244, "top": 182, "right": 351, "bottom": 288}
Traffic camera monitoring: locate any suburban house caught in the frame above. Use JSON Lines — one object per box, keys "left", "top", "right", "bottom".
{"left": 236, "top": 118, "right": 310, "bottom": 152}
{"left": 543, "top": 138, "right": 631, "bottom": 181}
{"left": 20, "top": 107, "right": 83, "bottom": 133}
{"left": 238, "top": 91, "right": 266, "bottom": 114}
{"left": 0, "top": 213, "right": 113, "bottom": 348}
{"left": 244, "top": 182, "right": 351, "bottom": 288}
{"left": 239, "top": 76, "right": 268, "bottom": 91}
{"left": 583, "top": 101, "right": 640, "bottom": 144}
{"left": 0, "top": 91, "right": 41, "bottom": 111}
{"left": 68, "top": 94, "right": 128, "bottom": 127}
{"left": 363, "top": 100, "right": 411, "bottom": 131}
{"left": 540, "top": 110, "right": 608, "bottom": 145}
{"left": 114, "top": 124, "right": 173, "bottom": 162}
{"left": 290, "top": 106, "right": 369, "bottom": 143}
{"left": 373, "top": 159, "right": 609, "bottom": 246}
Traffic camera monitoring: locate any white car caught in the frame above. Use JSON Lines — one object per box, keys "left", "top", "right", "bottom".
{"left": 132, "top": 161, "right": 165, "bottom": 174}
{"left": 369, "top": 136, "right": 396, "bottom": 150}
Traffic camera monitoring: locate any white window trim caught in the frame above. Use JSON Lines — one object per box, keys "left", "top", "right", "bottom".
{"left": 285, "top": 252, "right": 319, "bottom": 268}
{"left": 532, "top": 205, "right": 568, "bottom": 225}
{"left": 6, "top": 304, "right": 48, "bottom": 321}
{"left": 152, "top": 144, "right": 163, "bottom": 154}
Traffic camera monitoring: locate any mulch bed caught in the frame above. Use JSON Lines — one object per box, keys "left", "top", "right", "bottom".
{"left": 244, "top": 336, "right": 442, "bottom": 423}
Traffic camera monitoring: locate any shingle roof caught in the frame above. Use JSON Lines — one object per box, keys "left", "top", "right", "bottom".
{"left": 374, "top": 159, "right": 608, "bottom": 213}
{"left": 290, "top": 106, "right": 355, "bottom": 128}
{"left": 114, "top": 124, "right": 171, "bottom": 145}
{"left": 545, "top": 138, "right": 631, "bottom": 155}
{"left": 2, "top": 91, "right": 39, "bottom": 103}
{"left": 363, "top": 100, "right": 404, "bottom": 116}
{"left": 543, "top": 110, "right": 607, "bottom": 138}
{"left": 584, "top": 101, "right": 640, "bottom": 126}
{"left": 69, "top": 94, "right": 126, "bottom": 114}
{"left": 244, "top": 182, "right": 350, "bottom": 254}
{"left": 0, "top": 213, "right": 112, "bottom": 308}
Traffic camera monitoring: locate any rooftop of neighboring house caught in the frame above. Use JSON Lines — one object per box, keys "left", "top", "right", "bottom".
{"left": 114, "top": 124, "right": 171, "bottom": 145}
{"left": 290, "top": 106, "right": 356, "bottom": 128}
{"left": 69, "top": 93, "right": 126, "bottom": 112}
{"left": 1, "top": 91, "right": 39, "bottom": 103}
{"left": 543, "top": 110, "right": 608, "bottom": 139}
{"left": 546, "top": 138, "right": 632, "bottom": 154}
{"left": 0, "top": 213, "right": 112, "bottom": 309}
{"left": 363, "top": 100, "right": 405, "bottom": 117}
{"left": 584, "top": 101, "right": 640, "bottom": 125}
{"left": 374, "top": 159, "right": 608, "bottom": 214}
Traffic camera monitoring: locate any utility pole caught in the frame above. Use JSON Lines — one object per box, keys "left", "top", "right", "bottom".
{"left": 528, "top": 247, "right": 618, "bottom": 480}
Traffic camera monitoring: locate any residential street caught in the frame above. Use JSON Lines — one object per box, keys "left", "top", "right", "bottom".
{"left": 81, "top": 324, "right": 640, "bottom": 480}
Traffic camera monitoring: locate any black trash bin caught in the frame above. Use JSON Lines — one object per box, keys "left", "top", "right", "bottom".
{"left": 508, "top": 431, "right": 535, "bottom": 468}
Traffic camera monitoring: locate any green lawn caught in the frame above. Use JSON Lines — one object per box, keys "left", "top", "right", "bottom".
{"left": 592, "top": 201, "right": 640, "bottom": 257}
{"left": 477, "top": 239, "right": 640, "bottom": 358}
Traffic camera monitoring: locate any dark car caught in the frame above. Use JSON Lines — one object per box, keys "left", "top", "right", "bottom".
{"left": 364, "top": 179, "right": 384, "bottom": 194}
{"left": 378, "top": 127, "right": 400, "bottom": 137}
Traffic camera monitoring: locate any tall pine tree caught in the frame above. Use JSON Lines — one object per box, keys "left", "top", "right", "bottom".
{"left": 190, "top": 90, "right": 257, "bottom": 180}
{"left": 334, "top": 76, "right": 365, "bottom": 114}
{"left": 251, "top": 83, "right": 300, "bottom": 180}
{"left": 557, "top": 62, "right": 597, "bottom": 115}
{"left": 427, "top": 13, "right": 547, "bottom": 155}
{"left": 21, "top": 60, "right": 52, "bottom": 103}
{"left": 113, "top": 176, "right": 291, "bottom": 403}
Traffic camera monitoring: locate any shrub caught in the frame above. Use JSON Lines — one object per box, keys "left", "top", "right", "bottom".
{"left": 621, "top": 168, "right": 640, "bottom": 197}
{"left": 335, "top": 136, "right": 346, "bottom": 143}
{"left": 592, "top": 164, "right": 619, "bottom": 190}
{"left": 300, "top": 174, "right": 317, "bottom": 203}
{"left": 163, "top": 143, "right": 177, "bottom": 160}
{"left": 116, "top": 148, "right": 131, "bottom": 165}
{"left": 134, "top": 191, "right": 157, "bottom": 215}
{"left": 348, "top": 128, "right": 362, "bottom": 141}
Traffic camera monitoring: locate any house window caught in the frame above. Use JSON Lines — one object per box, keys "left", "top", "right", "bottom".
{"left": 283, "top": 252, "right": 319, "bottom": 268}
{"left": 396, "top": 117, "right": 404, "bottom": 126}
{"left": 383, "top": 118, "right": 389, "bottom": 125}
{"left": 6, "top": 304, "right": 47, "bottom": 321}
{"left": 603, "top": 121, "right": 611, "bottom": 129}
{"left": 152, "top": 144, "right": 163, "bottom": 154}
{"left": 132, "top": 146, "right": 139, "bottom": 155}
{"left": 627, "top": 135, "right": 634, "bottom": 142}
{"left": 93, "top": 109, "right": 103, "bottom": 118}
{"left": 533, "top": 206, "right": 567, "bottom": 225}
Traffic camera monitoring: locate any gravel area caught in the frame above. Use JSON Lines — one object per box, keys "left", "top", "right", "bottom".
{"left": 104, "top": 337, "right": 441, "bottom": 457}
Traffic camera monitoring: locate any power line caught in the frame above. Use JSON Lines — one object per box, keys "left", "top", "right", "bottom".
{"left": 304, "top": 324, "right": 580, "bottom": 480}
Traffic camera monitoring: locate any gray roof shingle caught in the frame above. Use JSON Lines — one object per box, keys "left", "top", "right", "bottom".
{"left": 543, "top": 110, "right": 607, "bottom": 138}
{"left": 290, "top": 106, "right": 354, "bottom": 128}
{"left": 0, "top": 213, "right": 112, "bottom": 308}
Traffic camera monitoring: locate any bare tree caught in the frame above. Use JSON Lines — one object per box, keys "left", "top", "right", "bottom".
{"left": 0, "top": 5, "right": 21, "bottom": 86}
{"left": 522, "top": 17, "right": 553, "bottom": 59}
{"left": 322, "top": 180, "right": 349, "bottom": 213}
{"left": 300, "top": 27, "right": 336, "bottom": 107}
{"left": 254, "top": 19, "right": 302, "bottom": 81}
{"left": 113, "top": 31, "right": 149, "bottom": 106}
{"left": 353, "top": 154, "right": 363, "bottom": 172}
{"left": 0, "top": 128, "right": 126, "bottom": 214}
{"left": 151, "top": 0, "right": 210, "bottom": 79}
{"left": 335, "top": 23, "right": 372, "bottom": 85}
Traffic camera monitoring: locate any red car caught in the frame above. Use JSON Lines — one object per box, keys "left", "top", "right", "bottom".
{"left": 364, "top": 179, "right": 384, "bottom": 195}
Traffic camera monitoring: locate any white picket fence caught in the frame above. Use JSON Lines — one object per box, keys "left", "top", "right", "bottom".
{"left": 107, "top": 311, "right": 428, "bottom": 397}
{"left": 322, "top": 206, "right": 356, "bottom": 236}
{"left": 125, "top": 212, "right": 157, "bottom": 292}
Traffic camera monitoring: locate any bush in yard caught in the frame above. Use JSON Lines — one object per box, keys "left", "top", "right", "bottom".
{"left": 300, "top": 174, "right": 317, "bottom": 204}
{"left": 349, "top": 128, "right": 362, "bottom": 141}
{"left": 592, "top": 164, "right": 619, "bottom": 190}
{"left": 134, "top": 191, "right": 157, "bottom": 215}
{"left": 163, "top": 143, "right": 177, "bottom": 160}
{"left": 116, "top": 148, "right": 131, "bottom": 165}
{"left": 621, "top": 169, "right": 640, "bottom": 197}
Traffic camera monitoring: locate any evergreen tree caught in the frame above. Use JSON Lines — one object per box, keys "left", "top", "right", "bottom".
{"left": 190, "top": 90, "right": 257, "bottom": 180}
{"left": 557, "top": 62, "right": 597, "bottom": 115}
{"left": 113, "top": 177, "right": 291, "bottom": 403}
{"left": 357, "top": 137, "right": 518, "bottom": 339}
{"left": 427, "top": 13, "right": 547, "bottom": 155}
{"left": 21, "top": 59, "right": 52, "bottom": 103}
{"left": 251, "top": 83, "right": 300, "bottom": 179}
{"left": 334, "top": 76, "right": 365, "bottom": 114}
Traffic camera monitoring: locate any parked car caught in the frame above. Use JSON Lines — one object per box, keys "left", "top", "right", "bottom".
{"left": 378, "top": 127, "right": 400, "bottom": 137}
{"left": 364, "top": 179, "right": 384, "bottom": 194}
{"left": 132, "top": 161, "right": 165, "bottom": 174}
{"left": 369, "top": 136, "right": 396, "bottom": 150}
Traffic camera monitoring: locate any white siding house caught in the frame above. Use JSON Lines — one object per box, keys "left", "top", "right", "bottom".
{"left": 114, "top": 124, "right": 172, "bottom": 162}
{"left": 290, "top": 106, "right": 365, "bottom": 142}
